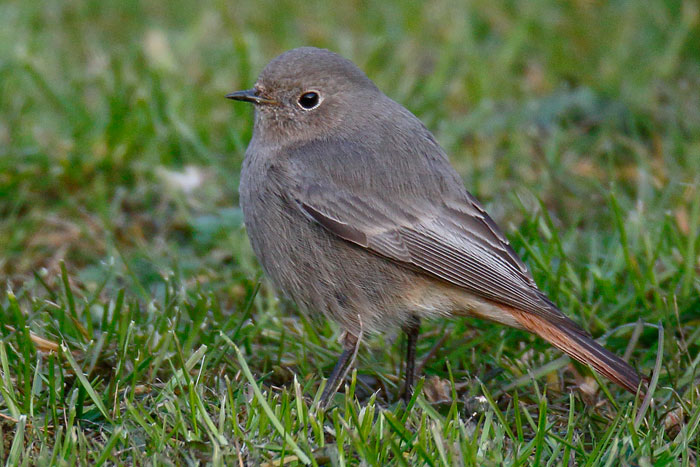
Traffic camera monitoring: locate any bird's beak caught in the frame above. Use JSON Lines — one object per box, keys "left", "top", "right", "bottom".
{"left": 225, "top": 89, "right": 276, "bottom": 105}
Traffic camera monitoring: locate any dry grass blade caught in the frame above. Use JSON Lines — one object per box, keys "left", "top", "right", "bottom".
{"left": 3, "top": 325, "right": 59, "bottom": 353}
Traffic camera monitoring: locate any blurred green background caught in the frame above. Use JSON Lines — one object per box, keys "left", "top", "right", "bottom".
{"left": 1, "top": 0, "right": 698, "bottom": 288}
{"left": 0, "top": 0, "right": 698, "bottom": 464}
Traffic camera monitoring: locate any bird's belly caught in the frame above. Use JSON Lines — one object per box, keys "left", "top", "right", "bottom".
{"left": 240, "top": 188, "right": 426, "bottom": 334}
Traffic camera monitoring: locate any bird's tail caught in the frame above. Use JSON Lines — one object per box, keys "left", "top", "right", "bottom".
{"left": 509, "top": 308, "right": 645, "bottom": 395}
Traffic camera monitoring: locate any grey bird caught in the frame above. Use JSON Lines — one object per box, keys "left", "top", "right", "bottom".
{"left": 227, "top": 47, "right": 644, "bottom": 407}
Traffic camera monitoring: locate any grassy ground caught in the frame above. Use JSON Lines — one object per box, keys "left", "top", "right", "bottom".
{"left": 1, "top": 0, "right": 699, "bottom": 464}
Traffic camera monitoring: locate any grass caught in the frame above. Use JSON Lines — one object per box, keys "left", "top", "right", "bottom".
{"left": 1, "top": 0, "right": 699, "bottom": 464}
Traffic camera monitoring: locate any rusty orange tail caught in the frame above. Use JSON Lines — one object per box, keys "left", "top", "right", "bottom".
{"left": 510, "top": 309, "right": 645, "bottom": 395}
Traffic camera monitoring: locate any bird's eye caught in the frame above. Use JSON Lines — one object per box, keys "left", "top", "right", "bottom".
{"left": 298, "top": 91, "right": 321, "bottom": 110}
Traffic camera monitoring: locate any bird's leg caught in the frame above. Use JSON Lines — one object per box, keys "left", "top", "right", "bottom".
{"left": 320, "top": 330, "right": 362, "bottom": 408}
{"left": 402, "top": 314, "right": 421, "bottom": 403}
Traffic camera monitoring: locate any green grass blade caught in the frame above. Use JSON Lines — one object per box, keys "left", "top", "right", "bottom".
{"left": 222, "top": 334, "right": 311, "bottom": 465}
{"left": 61, "top": 344, "right": 113, "bottom": 424}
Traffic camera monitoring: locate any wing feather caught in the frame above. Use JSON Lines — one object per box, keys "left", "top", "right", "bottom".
{"left": 297, "top": 186, "right": 588, "bottom": 337}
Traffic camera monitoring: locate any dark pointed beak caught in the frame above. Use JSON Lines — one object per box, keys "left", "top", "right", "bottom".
{"left": 225, "top": 89, "right": 276, "bottom": 105}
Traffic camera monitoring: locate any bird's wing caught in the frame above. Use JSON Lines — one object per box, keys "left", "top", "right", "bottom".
{"left": 294, "top": 183, "right": 588, "bottom": 336}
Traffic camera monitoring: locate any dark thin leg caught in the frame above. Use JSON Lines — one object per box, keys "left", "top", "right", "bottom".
{"left": 402, "top": 315, "right": 421, "bottom": 403}
{"left": 320, "top": 332, "right": 361, "bottom": 408}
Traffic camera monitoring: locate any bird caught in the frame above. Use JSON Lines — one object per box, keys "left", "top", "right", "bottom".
{"left": 226, "top": 46, "right": 644, "bottom": 407}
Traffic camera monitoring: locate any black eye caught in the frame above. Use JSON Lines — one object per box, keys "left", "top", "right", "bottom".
{"left": 298, "top": 91, "right": 321, "bottom": 110}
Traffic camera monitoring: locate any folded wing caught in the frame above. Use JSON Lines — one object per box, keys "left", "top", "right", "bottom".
{"left": 295, "top": 184, "right": 588, "bottom": 337}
